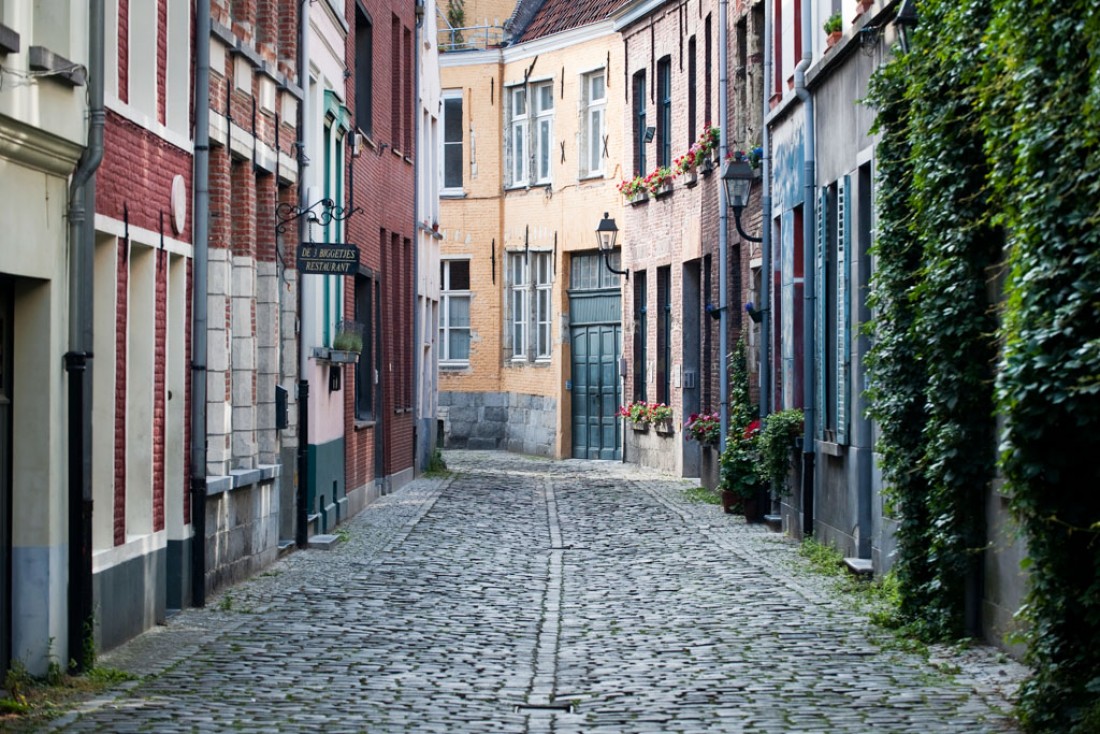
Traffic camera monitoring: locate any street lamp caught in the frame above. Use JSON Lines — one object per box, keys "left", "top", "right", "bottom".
{"left": 722, "top": 158, "right": 763, "bottom": 243}
{"left": 596, "top": 212, "right": 630, "bottom": 279}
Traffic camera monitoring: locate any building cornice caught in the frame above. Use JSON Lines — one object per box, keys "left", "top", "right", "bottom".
{"left": 0, "top": 115, "right": 84, "bottom": 175}
{"left": 503, "top": 20, "right": 617, "bottom": 62}
{"left": 612, "top": 0, "right": 669, "bottom": 32}
{"left": 439, "top": 48, "right": 504, "bottom": 68}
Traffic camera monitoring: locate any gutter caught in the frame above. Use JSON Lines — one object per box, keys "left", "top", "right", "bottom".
{"left": 296, "top": 0, "right": 311, "bottom": 548}
{"left": 65, "top": 0, "right": 105, "bottom": 672}
{"left": 190, "top": 0, "right": 211, "bottom": 607}
{"left": 717, "top": 0, "right": 730, "bottom": 449}
{"left": 759, "top": 0, "right": 772, "bottom": 419}
{"left": 793, "top": 0, "right": 817, "bottom": 536}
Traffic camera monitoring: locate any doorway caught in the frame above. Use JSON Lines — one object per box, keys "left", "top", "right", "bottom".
{"left": 568, "top": 254, "right": 622, "bottom": 460}
{"left": 0, "top": 277, "right": 12, "bottom": 672}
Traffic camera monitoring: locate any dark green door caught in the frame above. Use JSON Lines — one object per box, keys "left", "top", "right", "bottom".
{"left": 568, "top": 254, "right": 623, "bottom": 460}
{"left": 571, "top": 323, "right": 621, "bottom": 459}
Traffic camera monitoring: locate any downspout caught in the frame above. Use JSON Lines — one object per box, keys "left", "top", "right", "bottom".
{"left": 759, "top": 0, "right": 772, "bottom": 419}
{"left": 65, "top": 0, "right": 104, "bottom": 672}
{"left": 190, "top": 0, "right": 211, "bottom": 607}
{"left": 296, "top": 0, "right": 311, "bottom": 548}
{"left": 793, "top": 0, "right": 816, "bottom": 536}
{"left": 717, "top": 0, "right": 731, "bottom": 449}
{"left": 411, "top": 0, "right": 422, "bottom": 473}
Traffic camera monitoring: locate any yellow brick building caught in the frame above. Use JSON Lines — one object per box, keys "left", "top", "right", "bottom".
{"left": 438, "top": 0, "right": 627, "bottom": 458}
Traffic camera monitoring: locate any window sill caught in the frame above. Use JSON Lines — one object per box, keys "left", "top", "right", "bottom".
{"left": 579, "top": 172, "right": 605, "bottom": 182}
{"left": 0, "top": 23, "right": 20, "bottom": 55}
{"left": 354, "top": 419, "right": 376, "bottom": 431}
{"left": 440, "top": 362, "right": 471, "bottom": 371}
{"left": 816, "top": 439, "right": 844, "bottom": 457}
{"left": 28, "top": 45, "right": 86, "bottom": 87}
{"left": 441, "top": 190, "right": 466, "bottom": 199}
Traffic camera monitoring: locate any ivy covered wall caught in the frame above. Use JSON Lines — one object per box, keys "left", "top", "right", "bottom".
{"left": 866, "top": 0, "right": 1100, "bottom": 731}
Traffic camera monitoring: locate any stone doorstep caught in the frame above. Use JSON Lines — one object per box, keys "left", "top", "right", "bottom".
{"left": 843, "top": 557, "right": 874, "bottom": 576}
{"left": 307, "top": 534, "right": 341, "bottom": 550}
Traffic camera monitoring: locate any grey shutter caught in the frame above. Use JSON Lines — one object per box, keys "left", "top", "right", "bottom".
{"left": 837, "top": 175, "right": 851, "bottom": 445}
{"left": 815, "top": 188, "right": 827, "bottom": 441}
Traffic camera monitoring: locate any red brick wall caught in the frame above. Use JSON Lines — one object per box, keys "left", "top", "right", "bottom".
{"left": 154, "top": 249, "right": 167, "bottom": 532}
{"left": 113, "top": 241, "right": 129, "bottom": 547}
{"left": 118, "top": 0, "right": 129, "bottom": 104}
{"left": 344, "top": 0, "right": 416, "bottom": 487}
{"left": 98, "top": 111, "right": 194, "bottom": 243}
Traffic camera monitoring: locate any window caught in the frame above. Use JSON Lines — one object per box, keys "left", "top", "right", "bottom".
{"left": 581, "top": 70, "right": 606, "bottom": 177}
{"left": 391, "top": 15, "right": 401, "bottom": 150}
{"left": 633, "top": 270, "right": 648, "bottom": 403}
{"left": 633, "top": 70, "right": 647, "bottom": 176}
{"left": 442, "top": 90, "right": 463, "bottom": 191}
{"left": 355, "top": 8, "right": 373, "bottom": 137}
{"left": 657, "top": 266, "right": 671, "bottom": 404}
{"left": 440, "top": 260, "right": 471, "bottom": 365}
{"left": 509, "top": 251, "right": 554, "bottom": 361}
{"left": 687, "top": 37, "right": 697, "bottom": 147}
{"left": 355, "top": 273, "right": 375, "bottom": 420}
{"left": 705, "top": 14, "right": 713, "bottom": 125}
{"left": 533, "top": 81, "right": 554, "bottom": 183}
{"left": 657, "top": 57, "right": 672, "bottom": 168}
{"left": 510, "top": 253, "right": 529, "bottom": 359}
{"left": 508, "top": 86, "right": 528, "bottom": 185}
{"left": 534, "top": 252, "right": 552, "bottom": 359}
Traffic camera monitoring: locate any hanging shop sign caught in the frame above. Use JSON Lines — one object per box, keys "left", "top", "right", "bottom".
{"left": 296, "top": 243, "right": 359, "bottom": 274}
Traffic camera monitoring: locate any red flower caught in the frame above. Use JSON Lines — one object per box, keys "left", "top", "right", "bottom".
{"left": 743, "top": 419, "right": 761, "bottom": 438}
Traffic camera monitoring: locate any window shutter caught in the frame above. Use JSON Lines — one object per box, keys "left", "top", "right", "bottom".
{"left": 815, "top": 188, "right": 827, "bottom": 441}
{"left": 837, "top": 175, "right": 851, "bottom": 445}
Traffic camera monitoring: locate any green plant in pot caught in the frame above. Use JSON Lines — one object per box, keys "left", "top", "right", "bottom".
{"left": 717, "top": 337, "right": 766, "bottom": 518}
{"left": 824, "top": 12, "right": 842, "bottom": 35}
{"left": 333, "top": 320, "right": 364, "bottom": 353}
{"left": 757, "top": 408, "right": 804, "bottom": 495}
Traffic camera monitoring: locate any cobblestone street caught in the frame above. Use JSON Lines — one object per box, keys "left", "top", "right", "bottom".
{"left": 45, "top": 451, "right": 1026, "bottom": 733}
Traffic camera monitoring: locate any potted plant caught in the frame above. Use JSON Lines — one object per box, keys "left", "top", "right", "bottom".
{"left": 619, "top": 401, "right": 652, "bottom": 431}
{"left": 824, "top": 12, "right": 843, "bottom": 49}
{"left": 317, "top": 320, "right": 364, "bottom": 363}
{"left": 757, "top": 408, "right": 805, "bottom": 495}
{"left": 618, "top": 175, "right": 648, "bottom": 204}
{"left": 650, "top": 402, "right": 674, "bottom": 434}
{"left": 645, "top": 166, "right": 675, "bottom": 196}
{"left": 685, "top": 411, "right": 721, "bottom": 446}
{"left": 716, "top": 337, "right": 766, "bottom": 519}
{"left": 719, "top": 418, "right": 765, "bottom": 516}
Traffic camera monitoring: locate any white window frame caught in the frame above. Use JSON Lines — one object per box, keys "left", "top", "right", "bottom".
{"left": 441, "top": 89, "right": 464, "bottom": 194}
{"left": 440, "top": 259, "right": 471, "bottom": 366}
{"left": 581, "top": 69, "right": 606, "bottom": 178}
{"left": 510, "top": 253, "right": 529, "bottom": 360}
{"left": 533, "top": 81, "right": 554, "bottom": 184}
{"left": 508, "top": 86, "right": 529, "bottom": 186}
{"left": 534, "top": 252, "right": 552, "bottom": 360}
{"left": 509, "top": 251, "right": 554, "bottom": 362}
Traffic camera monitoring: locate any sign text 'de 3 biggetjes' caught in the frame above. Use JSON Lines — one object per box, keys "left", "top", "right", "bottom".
{"left": 296, "top": 243, "right": 359, "bottom": 275}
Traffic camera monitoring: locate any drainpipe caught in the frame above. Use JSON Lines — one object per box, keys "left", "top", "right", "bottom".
{"left": 717, "top": 0, "right": 731, "bottom": 449}
{"left": 759, "top": 0, "right": 772, "bottom": 420}
{"left": 190, "top": 0, "right": 211, "bottom": 607}
{"left": 296, "top": 0, "right": 311, "bottom": 548}
{"left": 65, "top": 0, "right": 104, "bottom": 672}
{"left": 793, "top": 0, "right": 816, "bottom": 536}
{"left": 411, "top": 0, "right": 422, "bottom": 473}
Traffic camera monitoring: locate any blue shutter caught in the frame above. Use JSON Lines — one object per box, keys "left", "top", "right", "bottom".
{"left": 837, "top": 175, "right": 851, "bottom": 445}
{"left": 815, "top": 188, "right": 827, "bottom": 441}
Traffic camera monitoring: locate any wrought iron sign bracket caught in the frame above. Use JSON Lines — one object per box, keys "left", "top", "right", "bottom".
{"left": 275, "top": 198, "right": 361, "bottom": 235}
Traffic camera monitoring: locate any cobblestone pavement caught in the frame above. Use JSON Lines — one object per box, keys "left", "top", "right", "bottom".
{"left": 45, "top": 451, "right": 1027, "bottom": 733}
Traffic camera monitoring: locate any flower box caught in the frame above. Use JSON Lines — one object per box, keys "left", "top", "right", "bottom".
{"left": 654, "top": 419, "right": 675, "bottom": 435}
{"left": 652, "top": 181, "right": 674, "bottom": 198}
{"left": 632, "top": 421, "right": 649, "bottom": 432}
{"left": 628, "top": 191, "right": 649, "bottom": 206}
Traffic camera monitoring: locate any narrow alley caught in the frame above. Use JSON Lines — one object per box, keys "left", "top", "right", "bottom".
{"left": 45, "top": 452, "right": 1023, "bottom": 733}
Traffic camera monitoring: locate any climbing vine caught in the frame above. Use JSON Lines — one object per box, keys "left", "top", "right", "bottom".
{"left": 868, "top": 0, "right": 1100, "bottom": 729}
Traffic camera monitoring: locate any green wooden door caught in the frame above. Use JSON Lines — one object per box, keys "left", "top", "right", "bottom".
{"left": 568, "top": 254, "right": 622, "bottom": 460}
